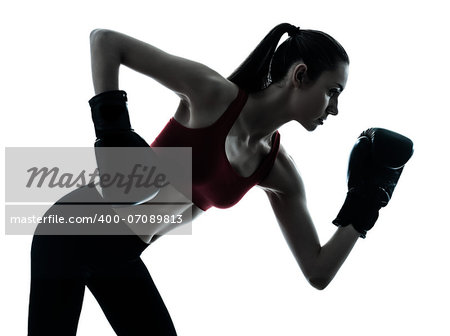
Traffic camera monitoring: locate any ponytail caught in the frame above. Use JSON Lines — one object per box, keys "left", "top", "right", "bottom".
{"left": 227, "top": 23, "right": 298, "bottom": 93}
{"left": 228, "top": 23, "right": 349, "bottom": 93}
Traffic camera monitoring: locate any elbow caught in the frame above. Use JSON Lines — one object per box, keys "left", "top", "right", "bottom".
{"left": 90, "top": 29, "right": 108, "bottom": 44}
{"left": 90, "top": 28, "right": 102, "bottom": 43}
{"left": 308, "top": 277, "right": 331, "bottom": 291}
{"left": 89, "top": 29, "right": 122, "bottom": 65}
{"left": 89, "top": 29, "right": 116, "bottom": 48}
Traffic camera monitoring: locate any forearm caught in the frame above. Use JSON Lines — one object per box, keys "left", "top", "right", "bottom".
{"left": 267, "top": 188, "right": 361, "bottom": 290}
{"left": 90, "top": 29, "right": 121, "bottom": 94}
{"left": 309, "top": 225, "right": 360, "bottom": 290}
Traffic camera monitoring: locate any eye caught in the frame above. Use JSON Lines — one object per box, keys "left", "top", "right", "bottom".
{"left": 328, "top": 88, "right": 340, "bottom": 97}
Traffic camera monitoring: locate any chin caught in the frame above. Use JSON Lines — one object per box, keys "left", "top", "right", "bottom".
{"left": 303, "top": 123, "right": 318, "bottom": 132}
{"left": 298, "top": 120, "right": 318, "bottom": 132}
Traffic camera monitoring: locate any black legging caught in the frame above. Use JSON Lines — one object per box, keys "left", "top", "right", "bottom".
{"left": 28, "top": 186, "right": 177, "bottom": 335}
{"left": 28, "top": 91, "right": 178, "bottom": 335}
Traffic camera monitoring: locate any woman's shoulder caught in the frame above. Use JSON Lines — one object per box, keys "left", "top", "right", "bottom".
{"left": 176, "top": 76, "right": 241, "bottom": 128}
{"left": 258, "top": 144, "right": 306, "bottom": 198}
{"left": 200, "top": 76, "right": 240, "bottom": 109}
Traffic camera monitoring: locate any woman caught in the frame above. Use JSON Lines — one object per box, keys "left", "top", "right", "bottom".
{"left": 28, "top": 23, "right": 412, "bottom": 335}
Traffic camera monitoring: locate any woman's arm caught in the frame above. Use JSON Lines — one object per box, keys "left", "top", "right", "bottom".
{"left": 89, "top": 29, "right": 234, "bottom": 102}
{"left": 259, "top": 146, "right": 360, "bottom": 290}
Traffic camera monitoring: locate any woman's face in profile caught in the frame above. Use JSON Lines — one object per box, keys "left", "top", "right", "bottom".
{"left": 293, "top": 62, "right": 349, "bottom": 131}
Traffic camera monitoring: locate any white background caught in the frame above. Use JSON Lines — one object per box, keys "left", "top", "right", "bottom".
{"left": 1, "top": 0, "right": 449, "bottom": 335}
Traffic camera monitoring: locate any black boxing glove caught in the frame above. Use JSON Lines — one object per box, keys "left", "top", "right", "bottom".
{"left": 332, "top": 128, "right": 414, "bottom": 238}
{"left": 89, "top": 90, "right": 159, "bottom": 206}
{"left": 89, "top": 90, "right": 151, "bottom": 147}
{"left": 89, "top": 90, "right": 133, "bottom": 139}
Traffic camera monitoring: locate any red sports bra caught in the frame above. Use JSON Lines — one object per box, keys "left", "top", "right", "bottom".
{"left": 151, "top": 89, "right": 280, "bottom": 211}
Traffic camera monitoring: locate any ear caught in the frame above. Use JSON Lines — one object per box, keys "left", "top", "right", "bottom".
{"left": 292, "top": 63, "right": 308, "bottom": 88}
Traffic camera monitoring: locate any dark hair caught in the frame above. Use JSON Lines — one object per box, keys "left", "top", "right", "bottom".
{"left": 228, "top": 23, "right": 349, "bottom": 93}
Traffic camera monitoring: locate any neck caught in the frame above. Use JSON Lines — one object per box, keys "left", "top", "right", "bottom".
{"left": 236, "top": 84, "right": 292, "bottom": 144}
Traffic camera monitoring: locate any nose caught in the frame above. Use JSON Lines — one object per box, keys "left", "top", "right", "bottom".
{"left": 327, "top": 108, "right": 338, "bottom": 116}
{"left": 327, "top": 98, "right": 339, "bottom": 116}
